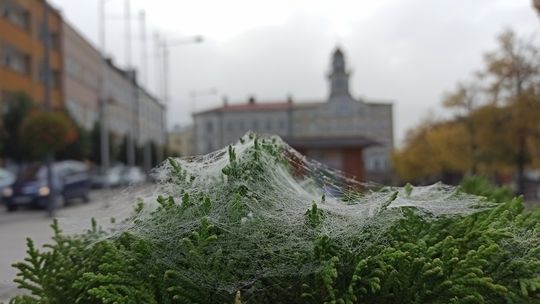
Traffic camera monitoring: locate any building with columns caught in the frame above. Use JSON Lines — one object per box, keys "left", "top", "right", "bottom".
{"left": 193, "top": 48, "right": 394, "bottom": 182}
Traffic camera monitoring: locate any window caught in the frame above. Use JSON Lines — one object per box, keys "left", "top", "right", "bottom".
{"left": 38, "top": 62, "right": 60, "bottom": 88}
{"left": 334, "top": 79, "right": 345, "bottom": 89}
{"left": 278, "top": 119, "right": 285, "bottom": 130}
{"left": 1, "top": 1, "right": 29, "bottom": 30}
{"left": 366, "top": 156, "right": 387, "bottom": 172}
{"left": 206, "top": 121, "right": 213, "bottom": 133}
{"left": 50, "top": 32, "right": 60, "bottom": 51}
{"left": 1, "top": 44, "right": 29, "bottom": 74}
{"left": 379, "top": 157, "right": 387, "bottom": 171}
{"left": 38, "top": 26, "right": 60, "bottom": 51}
{"left": 65, "top": 57, "right": 82, "bottom": 78}
{"left": 373, "top": 159, "right": 380, "bottom": 171}
{"left": 1, "top": 91, "right": 16, "bottom": 113}
{"left": 265, "top": 120, "right": 272, "bottom": 131}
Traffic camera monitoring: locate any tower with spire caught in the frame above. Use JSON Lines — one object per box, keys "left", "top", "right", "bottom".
{"left": 328, "top": 47, "right": 352, "bottom": 100}
{"left": 193, "top": 46, "right": 394, "bottom": 183}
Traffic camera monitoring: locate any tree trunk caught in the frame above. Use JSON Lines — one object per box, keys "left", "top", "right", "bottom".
{"left": 516, "top": 133, "right": 527, "bottom": 196}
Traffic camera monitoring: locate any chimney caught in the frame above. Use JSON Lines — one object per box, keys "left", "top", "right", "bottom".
{"left": 287, "top": 94, "right": 293, "bottom": 104}
{"left": 248, "top": 95, "right": 256, "bottom": 105}
{"left": 222, "top": 95, "right": 229, "bottom": 107}
{"left": 125, "top": 69, "right": 137, "bottom": 84}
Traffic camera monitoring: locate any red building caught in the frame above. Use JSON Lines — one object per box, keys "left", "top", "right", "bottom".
{"left": 287, "top": 136, "right": 378, "bottom": 181}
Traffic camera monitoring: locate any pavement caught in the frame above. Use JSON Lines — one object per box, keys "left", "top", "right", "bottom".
{"left": 0, "top": 184, "right": 156, "bottom": 302}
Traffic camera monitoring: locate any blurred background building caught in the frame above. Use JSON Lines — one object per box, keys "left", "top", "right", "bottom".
{"left": 63, "top": 21, "right": 101, "bottom": 130}
{"left": 137, "top": 85, "right": 166, "bottom": 170}
{"left": 168, "top": 124, "right": 194, "bottom": 157}
{"left": 193, "top": 48, "right": 394, "bottom": 182}
{"left": 1, "top": 0, "right": 166, "bottom": 171}
{"left": 1, "top": 0, "right": 63, "bottom": 109}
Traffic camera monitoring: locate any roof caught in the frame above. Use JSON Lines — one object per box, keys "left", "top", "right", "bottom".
{"left": 285, "top": 136, "right": 379, "bottom": 149}
{"left": 193, "top": 100, "right": 321, "bottom": 116}
{"left": 137, "top": 85, "right": 163, "bottom": 109}
{"left": 193, "top": 98, "right": 393, "bottom": 116}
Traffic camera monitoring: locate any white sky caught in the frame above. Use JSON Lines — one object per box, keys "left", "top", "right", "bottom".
{"left": 49, "top": 0, "right": 540, "bottom": 146}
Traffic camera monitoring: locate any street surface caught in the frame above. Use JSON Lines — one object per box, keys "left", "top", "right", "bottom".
{"left": 0, "top": 184, "right": 156, "bottom": 302}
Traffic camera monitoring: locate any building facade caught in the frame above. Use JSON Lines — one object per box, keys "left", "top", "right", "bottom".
{"left": 137, "top": 87, "right": 165, "bottom": 147}
{"left": 0, "top": 0, "right": 63, "bottom": 109}
{"left": 168, "top": 125, "right": 194, "bottom": 157}
{"left": 0, "top": 0, "right": 166, "bottom": 168}
{"left": 137, "top": 86, "right": 166, "bottom": 168}
{"left": 63, "top": 21, "right": 101, "bottom": 130}
{"left": 103, "top": 59, "right": 138, "bottom": 142}
{"left": 193, "top": 48, "right": 394, "bottom": 182}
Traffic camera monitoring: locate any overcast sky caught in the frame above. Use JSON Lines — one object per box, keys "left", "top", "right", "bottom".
{"left": 49, "top": 0, "right": 539, "bottom": 145}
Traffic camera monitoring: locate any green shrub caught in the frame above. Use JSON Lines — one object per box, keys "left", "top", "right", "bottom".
{"left": 459, "top": 175, "right": 513, "bottom": 203}
{"left": 9, "top": 134, "right": 540, "bottom": 303}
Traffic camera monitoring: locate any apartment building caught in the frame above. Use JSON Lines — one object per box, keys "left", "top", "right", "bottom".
{"left": 0, "top": 0, "right": 63, "bottom": 109}
{"left": 63, "top": 21, "right": 101, "bottom": 130}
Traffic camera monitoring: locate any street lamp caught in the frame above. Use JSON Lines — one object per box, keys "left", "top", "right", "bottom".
{"left": 42, "top": 0, "right": 57, "bottom": 217}
{"left": 98, "top": 0, "right": 116, "bottom": 197}
{"left": 156, "top": 35, "right": 203, "bottom": 162}
{"left": 189, "top": 88, "right": 218, "bottom": 114}
{"left": 160, "top": 35, "right": 204, "bottom": 107}
{"left": 98, "top": 0, "right": 138, "bottom": 183}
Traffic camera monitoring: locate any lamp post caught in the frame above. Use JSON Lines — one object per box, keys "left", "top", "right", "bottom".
{"left": 99, "top": 0, "right": 139, "bottom": 175}
{"left": 98, "top": 0, "right": 113, "bottom": 195}
{"left": 189, "top": 88, "right": 218, "bottom": 114}
{"left": 156, "top": 35, "right": 203, "bottom": 162}
{"left": 42, "top": 0, "right": 57, "bottom": 217}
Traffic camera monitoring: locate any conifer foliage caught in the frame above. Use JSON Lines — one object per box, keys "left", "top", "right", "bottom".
{"left": 9, "top": 134, "right": 540, "bottom": 303}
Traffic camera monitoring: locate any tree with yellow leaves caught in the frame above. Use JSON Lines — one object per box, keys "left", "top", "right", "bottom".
{"left": 394, "top": 29, "right": 540, "bottom": 191}
{"left": 393, "top": 119, "right": 471, "bottom": 183}
{"left": 482, "top": 30, "right": 540, "bottom": 193}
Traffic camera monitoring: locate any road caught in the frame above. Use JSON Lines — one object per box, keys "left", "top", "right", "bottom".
{"left": 0, "top": 184, "right": 156, "bottom": 302}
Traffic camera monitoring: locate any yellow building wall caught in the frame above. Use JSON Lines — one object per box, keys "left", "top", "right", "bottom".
{"left": 0, "top": 0, "right": 63, "bottom": 109}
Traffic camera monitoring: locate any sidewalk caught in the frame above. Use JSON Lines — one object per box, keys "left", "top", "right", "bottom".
{"left": 0, "top": 185, "right": 156, "bottom": 302}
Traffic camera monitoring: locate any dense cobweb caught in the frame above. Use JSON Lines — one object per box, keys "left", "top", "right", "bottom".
{"left": 89, "top": 132, "right": 489, "bottom": 295}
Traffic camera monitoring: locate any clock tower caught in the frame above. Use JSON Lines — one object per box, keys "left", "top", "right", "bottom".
{"left": 328, "top": 47, "right": 352, "bottom": 100}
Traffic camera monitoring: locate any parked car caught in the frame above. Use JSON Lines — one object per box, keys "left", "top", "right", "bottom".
{"left": 91, "top": 165, "right": 124, "bottom": 188}
{"left": 120, "top": 167, "right": 147, "bottom": 186}
{"left": 0, "top": 168, "right": 15, "bottom": 203}
{"left": 2, "top": 161, "right": 91, "bottom": 212}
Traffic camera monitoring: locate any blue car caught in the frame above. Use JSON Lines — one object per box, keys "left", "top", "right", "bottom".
{"left": 2, "top": 161, "right": 91, "bottom": 212}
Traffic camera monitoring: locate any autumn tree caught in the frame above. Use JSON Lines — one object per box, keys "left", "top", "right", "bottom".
{"left": 19, "top": 112, "right": 77, "bottom": 160}
{"left": 533, "top": 0, "right": 540, "bottom": 17}
{"left": 442, "top": 81, "right": 483, "bottom": 174}
{"left": 481, "top": 29, "right": 540, "bottom": 194}
{"left": 56, "top": 110, "right": 91, "bottom": 161}
{"left": 395, "top": 29, "right": 540, "bottom": 191}
{"left": 393, "top": 119, "right": 471, "bottom": 183}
